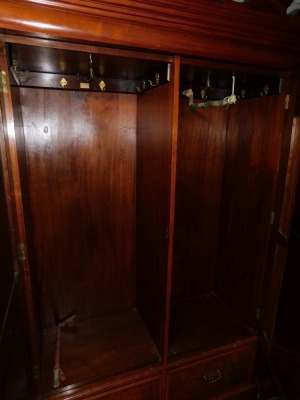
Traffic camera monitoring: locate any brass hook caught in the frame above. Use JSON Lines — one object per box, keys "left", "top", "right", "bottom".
{"left": 260, "top": 84, "right": 269, "bottom": 97}
{"left": 148, "top": 72, "right": 160, "bottom": 87}
{"left": 136, "top": 80, "right": 146, "bottom": 92}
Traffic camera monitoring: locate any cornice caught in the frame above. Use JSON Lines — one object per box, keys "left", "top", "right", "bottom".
{"left": 0, "top": 0, "right": 299, "bottom": 69}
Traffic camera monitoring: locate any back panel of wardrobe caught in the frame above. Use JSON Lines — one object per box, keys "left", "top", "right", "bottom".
{"left": 17, "top": 87, "right": 136, "bottom": 327}
{"left": 172, "top": 99, "right": 227, "bottom": 301}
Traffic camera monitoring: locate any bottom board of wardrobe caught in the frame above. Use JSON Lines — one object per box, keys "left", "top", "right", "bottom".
{"left": 168, "top": 292, "right": 255, "bottom": 359}
{"left": 41, "top": 308, "right": 161, "bottom": 396}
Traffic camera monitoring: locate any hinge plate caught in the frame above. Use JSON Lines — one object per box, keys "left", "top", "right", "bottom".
{"left": 256, "top": 307, "right": 261, "bottom": 321}
{"left": 284, "top": 94, "right": 290, "bottom": 110}
{"left": 0, "top": 71, "right": 8, "bottom": 94}
{"left": 17, "top": 243, "right": 26, "bottom": 261}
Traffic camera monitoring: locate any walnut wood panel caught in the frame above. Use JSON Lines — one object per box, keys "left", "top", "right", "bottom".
{"left": 0, "top": 0, "right": 300, "bottom": 69}
{"left": 136, "top": 80, "right": 175, "bottom": 357}
{"left": 167, "top": 338, "right": 256, "bottom": 400}
{"left": 18, "top": 88, "right": 136, "bottom": 327}
{"left": 172, "top": 98, "right": 227, "bottom": 301}
{"left": 216, "top": 95, "right": 285, "bottom": 329}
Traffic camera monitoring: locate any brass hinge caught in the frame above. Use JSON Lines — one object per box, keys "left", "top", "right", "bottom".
{"left": 284, "top": 94, "right": 290, "bottom": 110}
{"left": 256, "top": 307, "right": 261, "bottom": 321}
{"left": 270, "top": 211, "right": 275, "bottom": 225}
{"left": 33, "top": 365, "right": 39, "bottom": 381}
{"left": 17, "top": 243, "right": 26, "bottom": 261}
{"left": 0, "top": 70, "right": 8, "bottom": 94}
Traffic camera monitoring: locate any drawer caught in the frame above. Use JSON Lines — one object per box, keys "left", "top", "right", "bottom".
{"left": 86, "top": 377, "right": 161, "bottom": 399}
{"left": 168, "top": 341, "right": 256, "bottom": 400}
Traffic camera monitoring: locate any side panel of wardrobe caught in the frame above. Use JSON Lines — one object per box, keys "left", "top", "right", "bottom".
{"left": 136, "top": 75, "right": 176, "bottom": 356}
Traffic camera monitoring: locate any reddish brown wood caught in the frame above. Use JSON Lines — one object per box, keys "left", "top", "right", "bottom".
{"left": 136, "top": 79, "right": 175, "bottom": 357}
{"left": 41, "top": 310, "right": 160, "bottom": 396}
{"left": 17, "top": 87, "right": 136, "bottom": 325}
{"left": 169, "top": 293, "right": 253, "bottom": 359}
{"left": 258, "top": 73, "right": 299, "bottom": 346}
{"left": 83, "top": 377, "right": 161, "bottom": 400}
{"left": 41, "top": 371, "right": 162, "bottom": 400}
{"left": 279, "top": 118, "right": 300, "bottom": 236}
{"left": 0, "top": 0, "right": 300, "bottom": 69}
{"left": 163, "top": 56, "right": 180, "bottom": 367}
{"left": 0, "top": 6, "right": 298, "bottom": 395}
{"left": 0, "top": 106, "right": 30, "bottom": 400}
{"left": 167, "top": 338, "right": 257, "bottom": 400}
{"left": 216, "top": 95, "right": 286, "bottom": 329}
{"left": 0, "top": 37, "right": 41, "bottom": 395}
{"left": 0, "top": 103, "right": 15, "bottom": 321}
{"left": 6, "top": 40, "right": 171, "bottom": 93}
{"left": 208, "top": 383, "right": 258, "bottom": 400}
{"left": 172, "top": 99, "right": 227, "bottom": 301}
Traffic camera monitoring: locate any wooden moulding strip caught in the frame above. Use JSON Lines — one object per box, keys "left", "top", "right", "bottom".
{"left": 0, "top": 0, "right": 300, "bottom": 68}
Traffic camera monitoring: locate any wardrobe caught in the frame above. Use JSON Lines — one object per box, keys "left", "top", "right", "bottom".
{"left": 1, "top": 1, "right": 300, "bottom": 399}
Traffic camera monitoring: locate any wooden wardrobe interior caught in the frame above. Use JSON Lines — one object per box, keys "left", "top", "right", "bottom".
{"left": 1, "top": 32, "right": 296, "bottom": 399}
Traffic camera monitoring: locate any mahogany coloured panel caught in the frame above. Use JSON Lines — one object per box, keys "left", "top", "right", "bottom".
{"left": 136, "top": 81, "right": 175, "bottom": 356}
{"left": 172, "top": 98, "right": 227, "bottom": 301}
{"left": 18, "top": 88, "right": 136, "bottom": 327}
{"left": 216, "top": 95, "right": 285, "bottom": 328}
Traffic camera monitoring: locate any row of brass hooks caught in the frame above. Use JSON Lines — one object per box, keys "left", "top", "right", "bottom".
{"left": 136, "top": 72, "right": 160, "bottom": 92}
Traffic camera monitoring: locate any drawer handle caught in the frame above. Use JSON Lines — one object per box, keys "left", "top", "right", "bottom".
{"left": 203, "top": 369, "right": 222, "bottom": 384}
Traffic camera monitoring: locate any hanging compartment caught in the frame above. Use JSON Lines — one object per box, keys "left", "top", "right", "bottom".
{"left": 169, "top": 59, "right": 285, "bottom": 359}
{"left": 5, "top": 37, "right": 173, "bottom": 397}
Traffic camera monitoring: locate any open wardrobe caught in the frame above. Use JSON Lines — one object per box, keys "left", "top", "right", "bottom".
{"left": 1, "top": 1, "right": 300, "bottom": 399}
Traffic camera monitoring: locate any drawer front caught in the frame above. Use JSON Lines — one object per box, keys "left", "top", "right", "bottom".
{"left": 90, "top": 377, "right": 161, "bottom": 399}
{"left": 168, "top": 343, "right": 256, "bottom": 400}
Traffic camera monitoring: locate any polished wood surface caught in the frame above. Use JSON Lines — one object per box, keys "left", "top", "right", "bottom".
{"left": 42, "top": 309, "right": 160, "bottom": 396}
{"left": 136, "top": 81, "right": 175, "bottom": 356}
{"left": 0, "top": 107, "right": 15, "bottom": 322}
{"left": 172, "top": 98, "right": 227, "bottom": 301}
{"left": 168, "top": 338, "right": 256, "bottom": 400}
{"left": 16, "top": 88, "right": 136, "bottom": 326}
{"left": 0, "top": 38, "right": 42, "bottom": 394}
{"left": 216, "top": 95, "right": 286, "bottom": 328}
{"left": 279, "top": 118, "right": 300, "bottom": 236}
{"left": 271, "top": 118, "right": 300, "bottom": 399}
{"left": 0, "top": 11, "right": 298, "bottom": 396}
{"left": 7, "top": 41, "right": 170, "bottom": 93}
{"left": 0, "top": 0, "right": 300, "bottom": 69}
{"left": 0, "top": 108, "right": 29, "bottom": 400}
{"left": 81, "top": 377, "right": 161, "bottom": 400}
